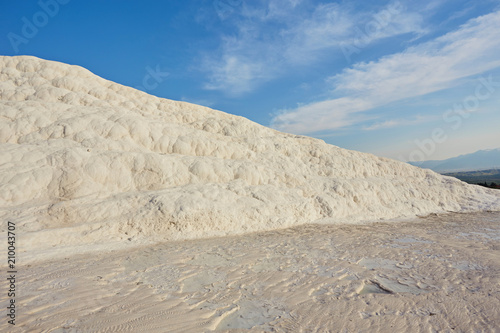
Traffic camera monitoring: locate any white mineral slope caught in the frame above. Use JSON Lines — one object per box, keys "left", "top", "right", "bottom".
{"left": 1, "top": 56, "right": 499, "bottom": 260}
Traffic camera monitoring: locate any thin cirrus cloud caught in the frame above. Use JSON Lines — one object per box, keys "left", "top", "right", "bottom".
{"left": 201, "top": 1, "right": 426, "bottom": 95}
{"left": 362, "top": 115, "right": 439, "bottom": 131}
{"left": 271, "top": 10, "right": 500, "bottom": 135}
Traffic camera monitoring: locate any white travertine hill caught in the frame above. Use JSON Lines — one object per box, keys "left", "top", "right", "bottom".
{"left": 1, "top": 56, "right": 499, "bottom": 253}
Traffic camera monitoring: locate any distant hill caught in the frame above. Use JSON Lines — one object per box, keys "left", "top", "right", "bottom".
{"left": 409, "top": 148, "right": 500, "bottom": 173}
{"left": 443, "top": 169, "right": 500, "bottom": 188}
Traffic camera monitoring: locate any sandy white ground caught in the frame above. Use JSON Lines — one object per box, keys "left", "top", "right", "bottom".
{"left": 1, "top": 56, "right": 499, "bottom": 261}
{"left": 1, "top": 211, "right": 499, "bottom": 332}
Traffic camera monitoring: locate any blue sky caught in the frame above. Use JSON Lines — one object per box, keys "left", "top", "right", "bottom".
{"left": 1, "top": 0, "right": 499, "bottom": 162}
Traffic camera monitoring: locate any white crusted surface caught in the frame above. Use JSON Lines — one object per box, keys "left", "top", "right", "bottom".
{"left": 1, "top": 56, "right": 499, "bottom": 258}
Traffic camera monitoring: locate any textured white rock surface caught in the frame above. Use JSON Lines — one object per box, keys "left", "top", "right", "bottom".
{"left": 1, "top": 56, "right": 499, "bottom": 255}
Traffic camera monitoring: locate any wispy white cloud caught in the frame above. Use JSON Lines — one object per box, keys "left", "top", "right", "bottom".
{"left": 363, "top": 115, "right": 438, "bottom": 131}
{"left": 271, "top": 10, "right": 500, "bottom": 134}
{"left": 201, "top": 1, "right": 426, "bottom": 95}
{"left": 202, "top": 54, "right": 271, "bottom": 95}
{"left": 337, "top": 2, "right": 427, "bottom": 62}
{"left": 444, "top": 5, "right": 475, "bottom": 23}
{"left": 363, "top": 120, "right": 401, "bottom": 131}
{"left": 271, "top": 97, "right": 374, "bottom": 134}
